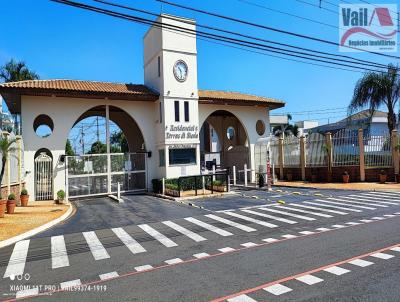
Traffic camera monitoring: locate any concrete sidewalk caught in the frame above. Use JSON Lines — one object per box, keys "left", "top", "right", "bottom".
{"left": 274, "top": 181, "right": 400, "bottom": 192}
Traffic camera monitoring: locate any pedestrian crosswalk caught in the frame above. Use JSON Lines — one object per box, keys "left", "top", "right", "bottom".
{"left": 2, "top": 191, "right": 400, "bottom": 281}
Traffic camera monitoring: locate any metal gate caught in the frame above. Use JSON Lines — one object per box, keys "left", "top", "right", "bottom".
{"left": 35, "top": 153, "right": 53, "bottom": 200}
{"left": 66, "top": 152, "right": 147, "bottom": 199}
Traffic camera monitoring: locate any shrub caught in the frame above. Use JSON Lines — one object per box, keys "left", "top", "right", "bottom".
{"left": 165, "top": 183, "right": 179, "bottom": 191}
{"left": 57, "top": 190, "right": 65, "bottom": 200}
{"left": 8, "top": 193, "right": 15, "bottom": 200}
{"left": 258, "top": 174, "right": 265, "bottom": 188}
{"left": 20, "top": 189, "right": 28, "bottom": 196}
{"left": 379, "top": 169, "right": 387, "bottom": 175}
{"left": 212, "top": 180, "right": 225, "bottom": 186}
{"left": 343, "top": 171, "right": 349, "bottom": 176}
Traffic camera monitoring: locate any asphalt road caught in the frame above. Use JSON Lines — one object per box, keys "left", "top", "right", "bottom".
{"left": 0, "top": 189, "right": 399, "bottom": 302}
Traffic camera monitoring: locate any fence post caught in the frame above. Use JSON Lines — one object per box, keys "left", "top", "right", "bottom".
{"left": 325, "top": 132, "right": 333, "bottom": 182}
{"left": 244, "top": 163, "right": 248, "bottom": 187}
{"left": 358, "top": 129, "right": 365, "bottom": 182}
{"left": 232, "top": 165, "right": 236, "bottom": 186}
{"left": 202, "top": 176, "right": 205, "bottom": 195}
{"left": 278, "top": 135, "right": 284, "bottom": 180}
{"left": 212, "top": 165, "right": 216, "bottom": 182}
{"left": 195, "top": 176, "right": 198, "bottom": 196}
{"left": 391, "top": 130, "right": 399, "bottom": 179}
{"left": 162, "top": 177, "right": 165, "bottom": 195}
{"left": 300, "top": 136, "right": 306, "bottom": 181}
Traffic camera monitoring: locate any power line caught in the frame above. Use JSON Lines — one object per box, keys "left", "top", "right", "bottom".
{"left": 95, "top": 0, "right": 387, "bottom": 69}
{"left": 52, "top": 0, "right": 391, "bottom": 73}
{"left": 94, "top": 0, "right": 386, "bottom": 69}
{"left": 156, "top": 0, "right": 400, "bottom": 60}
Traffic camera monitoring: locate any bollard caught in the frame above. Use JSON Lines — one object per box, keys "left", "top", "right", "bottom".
{"left": 162, "top": 177, "right": 165, "bottom": 195}
{"left": 244, "top": 164, "right": 248, "bottom": 187}
{"left": 202, "top": 176, "right": 205, "bottom": 195}
{"left": 233, "top": 165, "right": 236, "bottom": 186}
{"left": 117, "top": 182, "right": 121, "bottom": 200}
{"left": 212, "top": 165, "right": 216, "bottom": 182}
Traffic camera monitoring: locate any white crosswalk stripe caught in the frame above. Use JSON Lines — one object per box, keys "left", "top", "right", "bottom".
{"left": 360, "top": 219, "right": 373, "bottom": 223}
{"left": 263, "top": 283, "right": 292, "bottom": 295}
{"left": 241, "top": 242, "right": 258, "bottom": 248}
{"left": 315, "top": 199, "right": 374, "bottom": 210}
{"left": 348, "top": 259, "right": 374, "bottom": 267}
{"left": 193, "top": 252, "right": 209, "bottom": 259}
{"left": 363, "top": 192, "right": 400, "bottom": 198}
{"left": 262, "top": 238, "right": 278, "bottom": 243}
{"left": 340, "top": 196, "right": 389, "bottom": 207}
{"left": 359, "top": 193, "right": 400, "bottom": 202}
{"left": 205, "top": 214, "right": 256, "bottom": 232}
{"left": 290, "top": 203, "right": 348, "bottom": 215}
{"left": 389, "top": 247, "right": 400, "bottom": 252}
{"left": 162, "top": 221, "right": 207, "bottom": 242}
{"left": 370, "top": 252, "right": 394, "bottom": 260}
{"left": 241, "top": 209, "right": 297, "bottom": 224}
{"left": 224, "top": 212, "right": 278, "bottom": 228}
{"left": 111, "top": 227, "right": 146, "bottom": 254}
{"left": 165, "top": 258, "right": 183, "bottom": 265}
{"left": 138, "top": 224, "right": 178, "bottom": 247}
{"left": 316, "top": 227, "right": 331, "bottom": 232}
{"left": 51, "top": 235, "right": 70, "bottom": 269}
{"left": 135, "top": 264, "right": 153, "bottom": 271}
{"left": 348, "top": 195, "right": 399, "bottom": 205}
{"left": 323, "top": 266, "right": 350, "bottom": 275}
{"left": 99, "top": 271, "right": 119, "bottom": 280}
{"left": 219, "top": 247, "right": 236, "bottom": 253}
{"left": 185, "top": 217, "right": 233, "bottom": 236}
{"left": 228, "top": 294, "right": 258, "bottom": 302}
{"left": 258, "top": 207, "right": 316, "bottom": 221}
{"left": 274, "top": 205, "right": 333, "bottom": 218}
{"left": 299, "top": 231, "right": 315, "bottom": 235}
{"left": 282, "top": 234, "right": 297, "bottom": 239}
{"left": 296, "top": 274, "right": 324, "bottom": 285}
{"left": 303, "top": 201, "right": 362, "bottom": 212}
{"left": 16, "top": 287, "right": 39, "bottom": 298}
{"left": 3, "top": 240, "right": 30, "bottom": 279}
{"left": 328, "top": 197, "right": 384, "bottom": 208}
{"left": 82, "top": 231, "right": 110, "bottom": 260}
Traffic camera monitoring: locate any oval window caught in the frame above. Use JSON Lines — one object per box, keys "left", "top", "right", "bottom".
{"left": 33, "top": 114, "right": 54, "bottom": 138}
{"left": 256, "top": 120, "right": 265, "bottom": 136}
{"left": 227, "top": 126, "right": 235, "bottom": 140}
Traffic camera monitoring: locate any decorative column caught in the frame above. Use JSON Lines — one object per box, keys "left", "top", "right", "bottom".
{"left": 278, "top": 135, "right": 284, "bottom": 180}
{"left": 16, "top": 135, "right": 22, "bottom": 198}
{"left": 358, "top": 129, "right": 365, "bottom": 182}
{"left": 299, "top": 136, "right": 306, "bottom": 181}
{"left": 391, "top": 130, "right": 399, "bottom": 180}
{"left": 106, "top": 105, "right": 112, "bottom": 194}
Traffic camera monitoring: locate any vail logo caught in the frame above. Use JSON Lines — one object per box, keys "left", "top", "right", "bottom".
{"left": 339, "top": 4, "right": 397, "bottom": 52}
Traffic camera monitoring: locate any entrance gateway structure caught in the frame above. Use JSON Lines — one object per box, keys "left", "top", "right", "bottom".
{"left": 0, "top": 14, "right": 284, "bottom": 201}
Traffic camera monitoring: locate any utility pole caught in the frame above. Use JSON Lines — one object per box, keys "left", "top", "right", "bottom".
{"left": 96, "top": 116, "right": 100, "bottom": 142}
{"left": 81, "top": 125, "right": 85, "bottom": 154}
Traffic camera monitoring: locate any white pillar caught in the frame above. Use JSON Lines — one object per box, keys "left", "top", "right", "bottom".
{"left": 212, "top": 165, "right": 216, "bottom": 182}
{"left": 232, "top": 165, "right": 236, "bottom": 186}
{"left": 162, "top": 177, "right": 165, "bottom": 195}
{"left": 244, "top": 163, "right": 248, "bottom": 187}
{"left": 106, "top": 105, "right": 111, "bottom": 194}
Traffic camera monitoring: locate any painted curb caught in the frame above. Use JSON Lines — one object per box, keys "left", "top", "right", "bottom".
{"left": 0, "top": 202, "right": 74, "bottom": 249}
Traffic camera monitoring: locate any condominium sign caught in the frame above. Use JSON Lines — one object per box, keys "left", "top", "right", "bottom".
{"left": 339, "top": 4, "right": 397, "bottom": 52}
{"left": 165, "top": 124, "right": 199, "bottom": 140}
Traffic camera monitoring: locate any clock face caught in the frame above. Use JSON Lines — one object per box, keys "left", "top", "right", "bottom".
{"left": 173, "top": 60, "right": 188, "bottom": 82}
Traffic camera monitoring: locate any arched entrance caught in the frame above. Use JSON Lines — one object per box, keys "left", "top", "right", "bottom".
{"left": 34, "top": 149, "right": 53, "bottom": 200}
{"left": 65, "top": 105, "right": 147, "bottom": 198}
{"left": 200, "top": 110, "right": 250, "bottom": 177}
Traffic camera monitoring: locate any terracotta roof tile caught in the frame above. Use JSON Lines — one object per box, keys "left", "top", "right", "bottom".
{"left": 198, "top": 89, "right": 284, "bottom": 108}
{"left": 0, "top": 80, "right": 285, "bottom": 109}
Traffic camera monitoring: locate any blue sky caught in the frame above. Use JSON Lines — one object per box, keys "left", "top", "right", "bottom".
{"left": 1, "top": 0, "right": 398, "bottom": 128}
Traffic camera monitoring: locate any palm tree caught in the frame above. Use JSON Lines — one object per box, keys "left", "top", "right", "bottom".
{"left": 0, "top": 59, "right": 39, "bottom": 83}
{"left": 0, "top": 136, "right": 17, "bottom": 194}
{"left": 273, "top": 114, "right": 299, "bottom": 138}
{"left": 349, "top": 64, "right": 399, "bottom": 133}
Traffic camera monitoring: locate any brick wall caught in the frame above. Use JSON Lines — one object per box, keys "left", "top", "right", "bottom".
{"left": 1, "top": 182, "right": 25, "bottom": 203}
{"left": 365, "top": 168, "right": 395, "bottom": 182}
{"left": 332, "top": 166, "right": 360, "bottom": 182}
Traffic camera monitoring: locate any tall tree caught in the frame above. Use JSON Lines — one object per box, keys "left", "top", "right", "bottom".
{"left": 110, "top": 131, "right": 129, "bottom": 153}
{"left": 0, "top": 59, "right": 39, "bottom": 83}
{"left": 349, "top": 64, "right": 399, "bottom": 133}
{"left": 65, "top": 139, "right": 75, "bottom": 156}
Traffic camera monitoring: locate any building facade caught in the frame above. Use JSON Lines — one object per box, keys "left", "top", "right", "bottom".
{"left": 0, "top": 14, "right": 284, "bottom": 201}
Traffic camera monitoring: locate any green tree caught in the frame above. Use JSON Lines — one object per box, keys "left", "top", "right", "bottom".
{"left": 0, "top": 59, "right": 39, "bottom": 82}
{"left": 0, "top": 135, "right": 17, "bottom": 195}
{"left": 65, "top": 139, "right": 75, "bottom": 156}
{"left": 110, "top": 131, "right": 129, "bottom": 153}
{"left": 272, "top": 114, "right": 299, "bottom": 138}
{"left": 349, "top": 64, "right": 399, "bottom": 133}
{"left": 88, "top": 141, "right": 107, "bottom": 154}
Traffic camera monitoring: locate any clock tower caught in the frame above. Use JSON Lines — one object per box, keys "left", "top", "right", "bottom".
{"left": 144, "top": 14, "right": 200, "bottom": 178}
